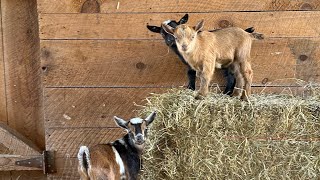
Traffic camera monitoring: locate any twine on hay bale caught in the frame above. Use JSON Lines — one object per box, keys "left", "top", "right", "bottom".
{"left": 138, "top": 86, "right": 320, "bottom": 180}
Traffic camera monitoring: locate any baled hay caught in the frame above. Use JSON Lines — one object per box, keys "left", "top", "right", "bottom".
{"left": 139, "top": 87, "right": 320, "bottom": 180}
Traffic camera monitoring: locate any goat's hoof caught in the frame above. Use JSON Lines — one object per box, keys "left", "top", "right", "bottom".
{"left": 195, "top": 94, "right": 204, "bottom": 100}
{"left": 240, "top": 95, "right": 249, "bottom": 101}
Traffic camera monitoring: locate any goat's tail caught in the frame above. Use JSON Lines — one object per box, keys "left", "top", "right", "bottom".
{"left": 78, "top": 146, "right": 91, "bottom": 180}
{"left": 245, "top": 27, "right": 265, "bottom": 40}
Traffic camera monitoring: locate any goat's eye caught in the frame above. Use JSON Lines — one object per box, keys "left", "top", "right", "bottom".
{"left": 191, "top": 35, "right": 195, "bottom": 39}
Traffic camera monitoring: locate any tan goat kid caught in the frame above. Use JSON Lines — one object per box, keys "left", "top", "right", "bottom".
{"left": 162, "top": 20, "right": 264, "bottom": 100}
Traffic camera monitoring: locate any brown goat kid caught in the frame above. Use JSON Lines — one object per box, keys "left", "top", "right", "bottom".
{"left": 162, "top": 20, "right": 264, "bottom": 100}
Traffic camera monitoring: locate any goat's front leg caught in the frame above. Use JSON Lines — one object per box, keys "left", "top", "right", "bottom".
{"left": 187, "top": 67, "right": 196, "bottom": 91}
{"left": 195, "top": 64, "right": 214, "bottom": 100}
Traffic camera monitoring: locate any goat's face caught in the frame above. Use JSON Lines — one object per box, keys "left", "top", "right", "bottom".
{"left": 162, "top": 20, "right": 204, "bottom": 53}
{"left": 146, "top": 14, "right": 188, "bottom": 47}
{"left": 114, "top": 111, "right": 156, "bottom": 146}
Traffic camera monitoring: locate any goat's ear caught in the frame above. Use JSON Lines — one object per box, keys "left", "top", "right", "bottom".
{"left": 162, "top": 23, "right": 174, "bottom": 36}
{"left": 145, "top": 111, "right": 156, "bottom": 126}
{"left": 178, "top": 14, "right": 189, "bottom": 24}
{"left": 114, "top": 116, "right": 129, "bottom": 129}
{"left": 147, "top": 25, "right": 161, "bottom": 33}
{"left": 194, "top": 19, "right": 204, "bottom": 32}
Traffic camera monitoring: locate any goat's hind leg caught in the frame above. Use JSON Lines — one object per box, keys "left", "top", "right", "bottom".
{"left": 231, "top": 63, "right": 245, "bottom": 98}
{"left": 187, "top": 67, "right": 196, "bottom": 90}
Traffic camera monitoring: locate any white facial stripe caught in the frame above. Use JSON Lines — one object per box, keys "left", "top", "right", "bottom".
{"left": 112, "top": 146, "right": 125, "bottom": 177}
{"left": 130, "top": 118, "right": 143, "bottom": 125}
{"left": 163, "top": 20, "right": 172, "bottom": 25}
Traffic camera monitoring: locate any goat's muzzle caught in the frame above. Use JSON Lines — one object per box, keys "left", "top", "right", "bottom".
{"left": 135, "top": 134, "right": 145, "bottom": 145}
{"left": 181, "top": 44, "right": 188, "bottom": 51}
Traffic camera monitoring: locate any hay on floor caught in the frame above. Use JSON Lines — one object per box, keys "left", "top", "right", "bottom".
{"left": 139, "top": 86, "right": 320, "bottom": 180}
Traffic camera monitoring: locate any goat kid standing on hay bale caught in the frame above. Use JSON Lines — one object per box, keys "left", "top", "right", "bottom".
{"left": 162, "top": 19, "right": 264, "bottom": 100}
{"left": 77, "top": 112, "right": 157, "bottom": 180}
{"left": 147, "top": 14, "right": 236, "bottom": 95}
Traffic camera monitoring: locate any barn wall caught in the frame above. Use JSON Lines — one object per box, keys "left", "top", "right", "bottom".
{"left": 37, "top": 0, "right": 320, "bottom": 179}
{"left": 0, "top": 0, "right": 45, "bottom": 179}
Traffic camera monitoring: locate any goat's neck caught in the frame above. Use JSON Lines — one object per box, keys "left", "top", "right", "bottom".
{"left": 122, "top": 134, "right": 144, "bottom": 155}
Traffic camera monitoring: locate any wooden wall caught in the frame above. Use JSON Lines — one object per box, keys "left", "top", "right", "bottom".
{"left": 37, "top": 0, "right": 320, "bottom": 179}
{"left": 0, "top": 0, "right": 45, "bottom": 179}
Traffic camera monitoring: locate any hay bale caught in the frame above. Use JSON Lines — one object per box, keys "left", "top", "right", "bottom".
{"left": 139, "top": 87, "right": 320, "bottom": 179}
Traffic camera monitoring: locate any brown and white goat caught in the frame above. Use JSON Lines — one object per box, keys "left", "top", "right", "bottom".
{"left": 162, "top": 20, "right": 264, "bottom": 100}
{"left": 77, "top": 111, "right": 156, "bottom": 180}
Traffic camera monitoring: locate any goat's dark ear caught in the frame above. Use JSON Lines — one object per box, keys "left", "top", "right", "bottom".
{"left": 178, "top": 14, "right": 189, "bottom": 24}
{"left": 147, "top": 25, "right": 161, "bottom": 33}
{"left": 114, "top": 116, "right": 129, "bottom": 129}
{"left": 145, "top": 111, "right": 156, "bottom": 126}
{"left": 194, "top": 19, "right": 204, "bottom": 32}
{"left": 162, "top": 23, "right": 174, "bottom": 35}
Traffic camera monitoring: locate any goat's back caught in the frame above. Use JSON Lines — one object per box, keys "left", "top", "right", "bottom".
{"left": 78, "top": 144, "right": 123, "bottom": 180}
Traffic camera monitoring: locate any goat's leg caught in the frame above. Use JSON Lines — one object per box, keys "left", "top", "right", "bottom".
{"left": 240, "top": 61, "right": 253, "bottom": 100}
{"left": 195, "top": 64, "right": 213, "bottom": 99}
{"left": 187, "top": 67, "right": 196, "bottom": 90}
{"left": 223, "top": 65, "right": 236, "bottom": 96}
{"left": 231, "top": 63, "right": 245, "bottom": 97}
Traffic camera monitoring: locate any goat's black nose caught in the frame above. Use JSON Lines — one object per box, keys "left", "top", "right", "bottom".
{"left": 136, "top": 134, "right": 144, "bottom": 144}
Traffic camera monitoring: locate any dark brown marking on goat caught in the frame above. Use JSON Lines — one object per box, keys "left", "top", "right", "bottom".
{"left": 300, "top": 3, "right": 313, "bottom": 10}
{"left": 81, "top": 0, "right": 101, "bottom": 13}
{"left": 136, "top": 62, "right": 146, "bottom": 70}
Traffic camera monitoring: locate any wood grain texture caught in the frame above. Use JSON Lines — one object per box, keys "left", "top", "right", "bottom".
{"left": 40, "top": 38, "right": 305, "bottom": 87}
{"left": 48, "top": 157, "right": 79, "bottom": 180}
{"left": 0, "top": 123, "right": 42, "bottom": 171}
{"left": 0, "top": 1, "right": 7, "bottom": 124}
{"left": 10, "top": 171, "right": 46, "bottom": 180}
{"left": 44, "top": 88, "right": 167, "bottom": 128}
{"left": 0, "top": 122, "right": 41, "bottom": 155}
{"left": 39, "top": 12, "right": 320, "bottom": 40}
{"left": 2, "top": 0, "right": 44, "bottom": 149}
{"left": 46, "top": 128, "right": 125, "bottom": 158}
{"left": 0, "top": 172, "right": 11, "bottom": 180}
{"left": 0, "top": 156, "right": 43, "bottom": 171}
{"left": 37, "top": 0, "right": 320, "bottom": 13}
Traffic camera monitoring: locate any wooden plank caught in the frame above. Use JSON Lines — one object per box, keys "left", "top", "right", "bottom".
{"left": 11, "top": 171, "right": 47, "bottom": 180}
{"left": 39, "top": 12, "right": 320, "bottom": 39}
{"left": 44, "top": 88, "right": 167, "bottom": 128}
{"left": 2, "top": 0, "right": 44, "bottom": 149}
{"left": 0, "top": 122, "right": 41, "bottom": 156}
{"left": 40, "top": 38, "right": 302, "bottom": 87}
{"left": 0, "top": 172, "right": 11, "bottom": 180}
{"left": 0, "top": 123, "right": 43, "bottom": 171}
{"left": 46, "top": 128, "right": 125, "bottom": 158}
{"left": 41, "top": 40, "right": 195, "bottom": 87}
{"left": 37, "top": 0, "right": 320, "bottom": 13}
{"left": 48, "top": 157, "right": 79, "bottom": 180}
{"left": 0, "top": 1, "right": 7, "bottom": 124}
{"left": 0, "top": 156, "right": 43, "bottom": 171}
{"left": 291, "top": 39, "right": 320, "bottom": 82}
